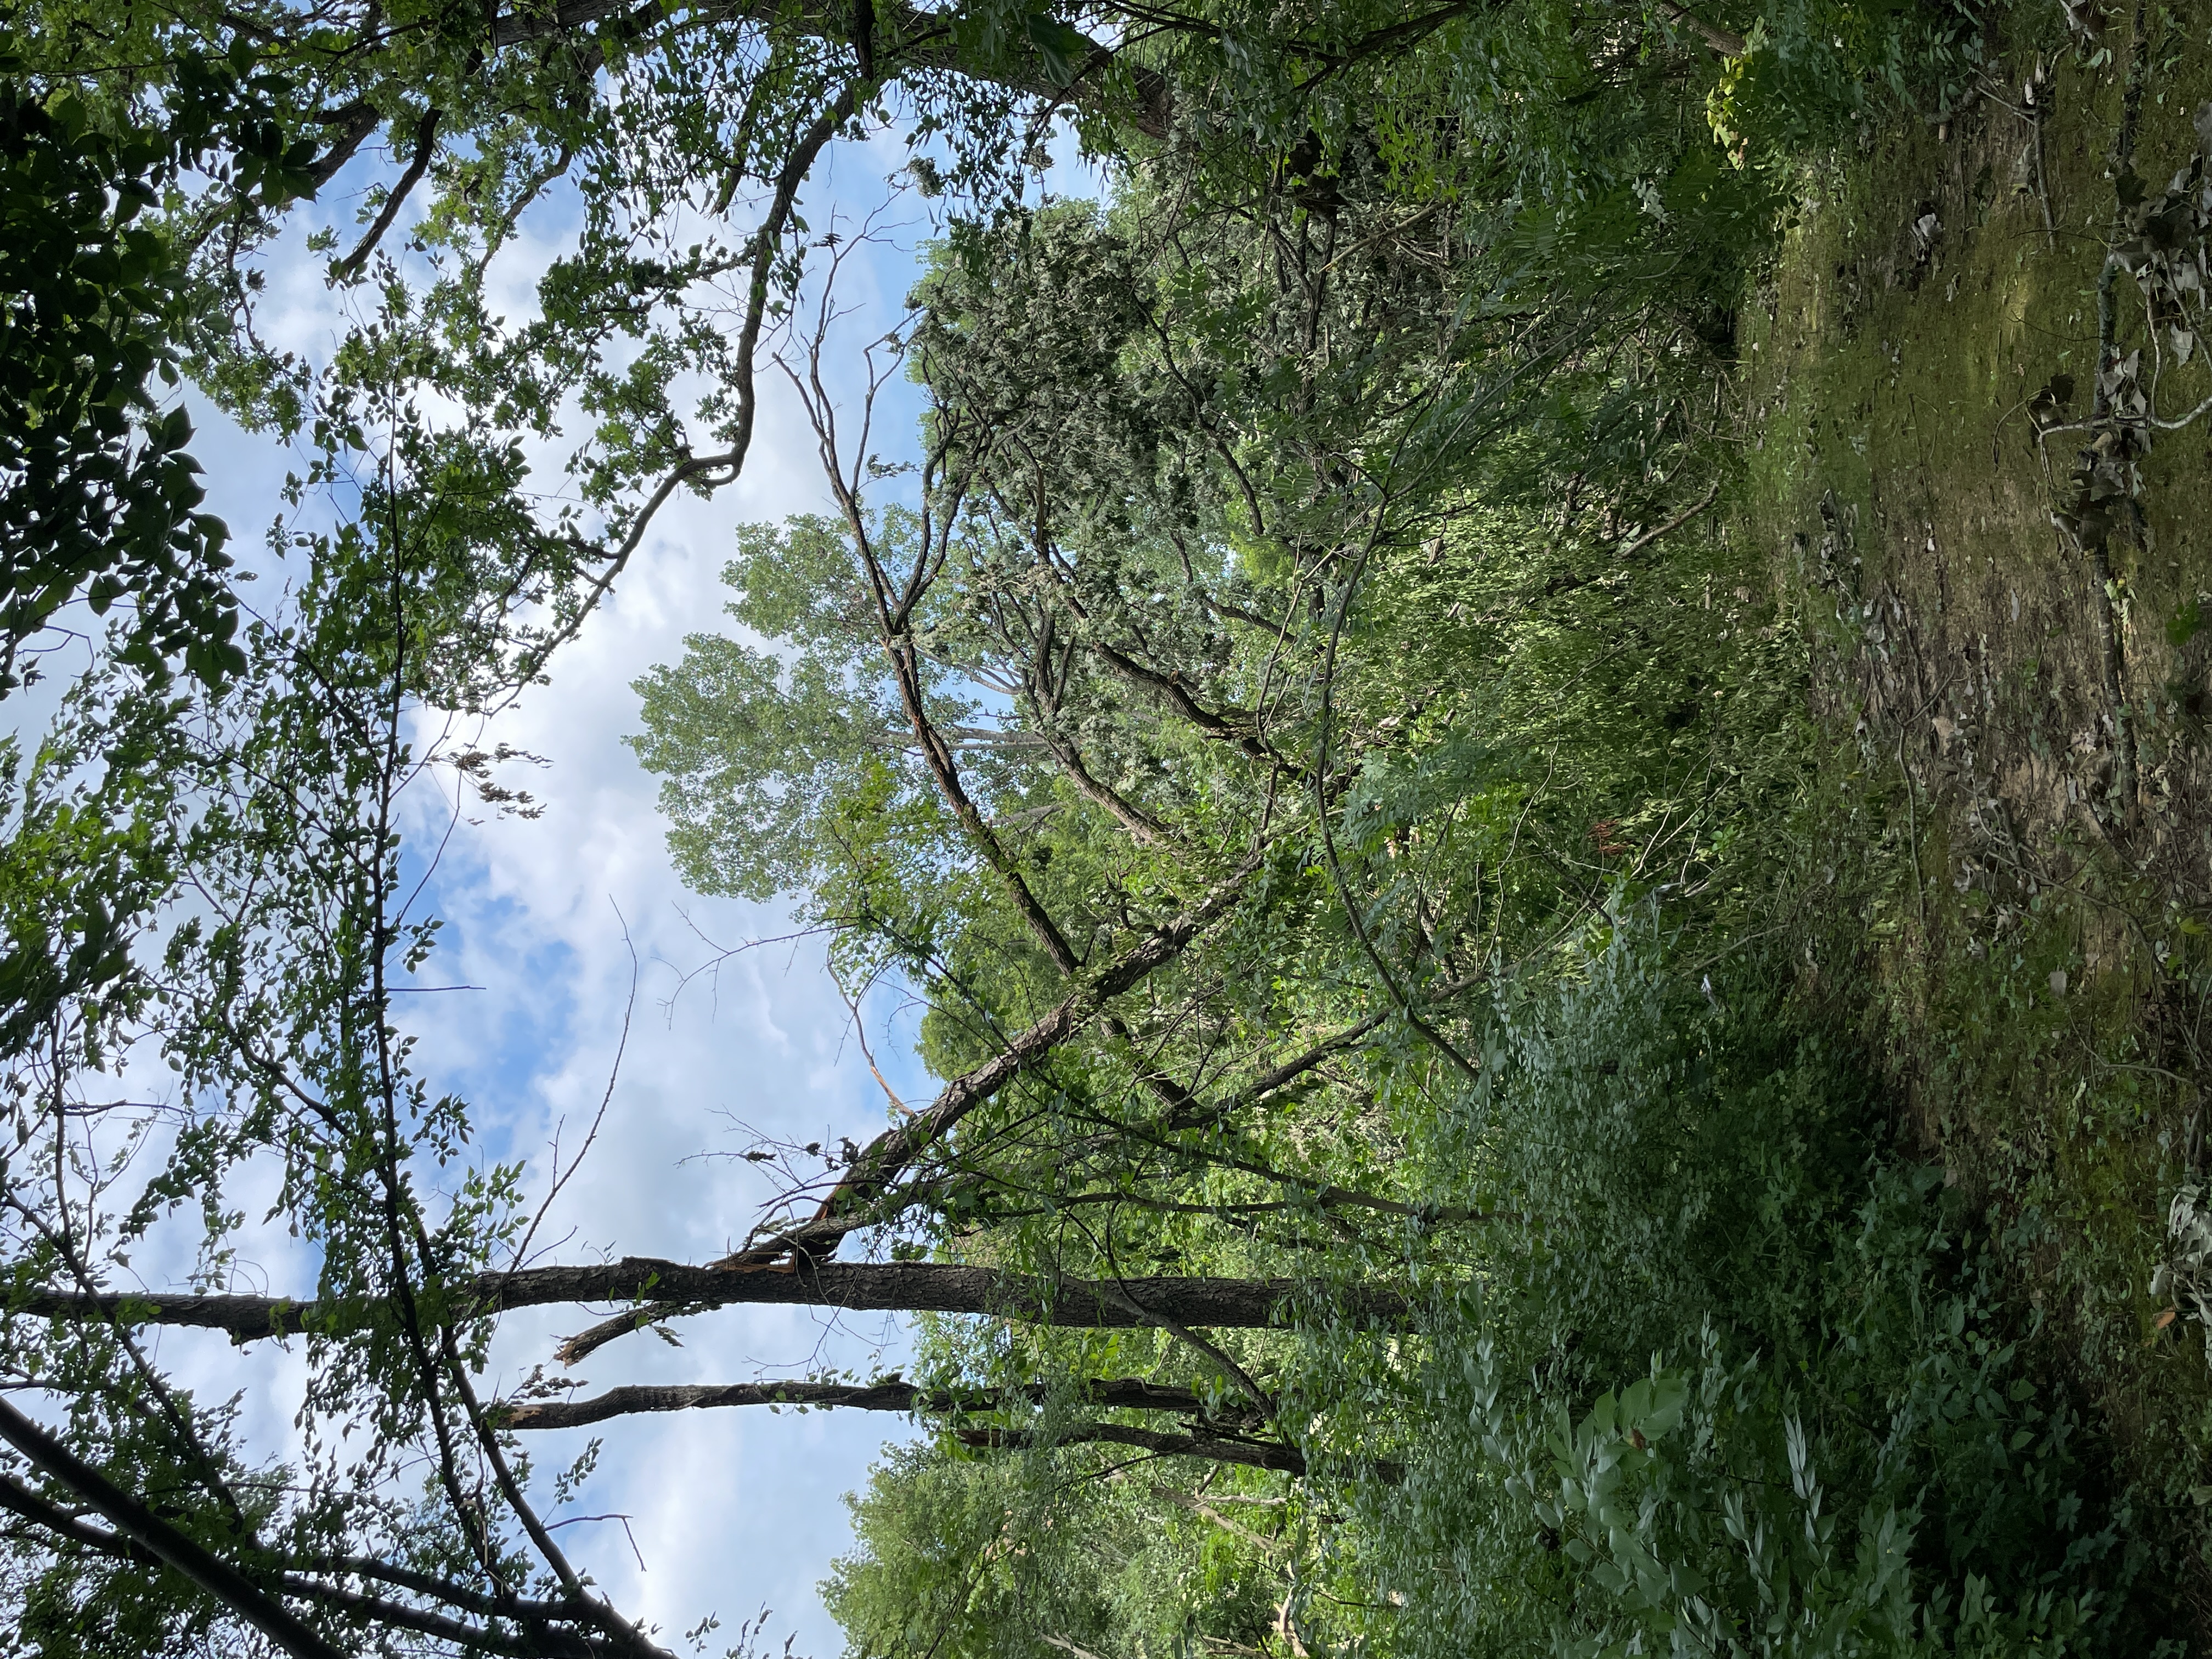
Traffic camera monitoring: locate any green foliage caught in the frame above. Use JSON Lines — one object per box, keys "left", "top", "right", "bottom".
{"left": 827, "top": 1441, "right": 1291, "bottom": 1659}
{"left": 4, "top": 0, "right": 2194, "bottom": 1652}
{"left": 632, "top": 515, "right": 950, "bottom": 903}
{"left": 0, "top": 32, "right": 323, "bottom": 691}
{"left": 0, "top": 702, "right": 173, "bottom": 1065}
{"left": 828, "top": 922, "right": 2182, "bottom": 1659}
{"left": 1310, "top": 922, "right": 2180, "bottom": 1659}
{"left": 0, "top": 83, "right": 219, "bottom": 692}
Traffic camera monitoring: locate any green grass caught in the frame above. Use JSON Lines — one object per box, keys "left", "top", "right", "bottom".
{"left": 1738, "top": 7, "right": 2212, "bottom": 1627}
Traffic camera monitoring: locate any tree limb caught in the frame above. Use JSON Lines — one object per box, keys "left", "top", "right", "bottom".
{"left": 504, "top": 1375, "right": 1210, "bottom": 1430}
{"left": 1162, "top": 1009, "right": 1393, "bottom": 1131}
{"left": 6, "top": 1260, "right": 1412, "bottom": 1350}
{"left": 954, "top": 1423, "right": 1306, "bottom": 1476}
{"left": 305, "top": 101, "right": 381, "bottom": 190}
{"left": 485, "top": 0, "right": 1178, "bottom": 137}
{"left": 507, "top": 77, "right": 865, "bottom": 691}
{"left": 0, "top": 1398, "right": 345, "bottom": 1659}
{"left": 710, "top": 853, "right": 1263, "bottom": 1275}
{"left": 1656, "top": 3, "right": 1747, "bottom": 57}
{"left": 334, "top": 106, "right": 441, "bottom": 280}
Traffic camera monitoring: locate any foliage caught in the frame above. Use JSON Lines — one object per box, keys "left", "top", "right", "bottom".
{"left": 826, "top": 1441, "right": 1288, "bottom": 1659}
{"left": 4, "top": 0, "right": 2199, "bottom": 1654}
{"left": 820, "top": 921, "right": 2185, "bottom": 1659}
{"left": 1319, "top": 922, "right": 2177, "bottom": 1658}
{"left": 0, "top": 46, "right": 306, "bottom": 694}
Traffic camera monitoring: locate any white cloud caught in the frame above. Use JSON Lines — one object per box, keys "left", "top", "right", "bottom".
{"left": 161, "top": 159, "right": 950, "bottom": 1658}
{"left": 43, "top": 99, "right": 1114, "bottom": 1649}
{"left": 376, "top": 371, "right": 929, "bottom": 1659}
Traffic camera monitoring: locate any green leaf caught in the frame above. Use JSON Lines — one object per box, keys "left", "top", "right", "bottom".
{"left": 1024, "top": 13, "right": 1092, "bottom": 86}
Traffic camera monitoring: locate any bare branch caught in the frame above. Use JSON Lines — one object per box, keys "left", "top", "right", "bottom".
{"left": 713, "top": 853, "right": 1265, "bottom": 1273}
{"left": 504, "top": 1375, "right": 1210, "bottom": 1430}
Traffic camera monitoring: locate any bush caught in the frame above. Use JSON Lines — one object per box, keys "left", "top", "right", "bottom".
{"left": 1313, "top": 916, "right": 2182, "bottom": 1658}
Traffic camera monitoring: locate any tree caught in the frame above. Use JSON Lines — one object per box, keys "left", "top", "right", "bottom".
{"left": 824, "top": 1440, "right": 1296, "bottom": 1659}
{"left": 0, "top": 50, "right": 315, "bottom": 695}
{"left": 0, "top": 0, "right": 2038, "bottom": 1653}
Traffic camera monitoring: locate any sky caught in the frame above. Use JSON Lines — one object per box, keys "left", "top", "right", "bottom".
{"left": 113, "top": 111, "right": 1060, "bottom": 1657}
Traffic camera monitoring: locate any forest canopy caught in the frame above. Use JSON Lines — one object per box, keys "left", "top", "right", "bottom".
{"left": 5, "top": 0, "right": 2212, "bottom": 1656}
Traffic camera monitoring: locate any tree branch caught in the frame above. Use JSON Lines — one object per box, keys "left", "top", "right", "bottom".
{"left": 485, "top": 0, "right": 1178, "bottom": 137}
{"left": 1656, "top": 3, "right": 1747, "bottom": 57}
{"left": 0, "top": 1398, "right": 345, "bottom": 1659}
{"left": 334, "top": 106, "right": 441, "bottom": 280}
{"left": 1162, "top": 1008, "right": 1393, "bottom": 1131}
{"left": 710, "top": 853, "right": 1264, "bottom": 1274}
{"left": 506, "top": 77, "right": 863, "bottom": 693}
{"left": 504, "top": 1375, "right": 1210, "bottom": 1430}
{"left": 7, "top": 1260, "right": 1412, "bottom": 1350}
{"left": 954, "top": 1423, "right": 1307, "bottom": 1476}
{"left": 305, "top": 101, "right": 381, "bottom": 190}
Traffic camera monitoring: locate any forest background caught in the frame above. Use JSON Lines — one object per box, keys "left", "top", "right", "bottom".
{"left": 7, "top": 1, "right": 2212, "bottom": 1657}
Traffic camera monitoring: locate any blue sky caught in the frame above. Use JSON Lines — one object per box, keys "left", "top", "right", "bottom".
{"left": 43, "top": 80, "right": 1116, "bottom": 1647}
{"left": 137, "top": 117, "right": 1023, "bottom": 1655}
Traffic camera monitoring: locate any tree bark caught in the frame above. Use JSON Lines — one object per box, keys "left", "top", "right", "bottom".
{"left": 503, "top": 1376, "right": 1211, "bottom": 1430}
{"left": 953, "top": 1424, "right": 1306, "bottom": 1476}
{"left": 11, "top": 1261, "right": 1410, "bottom": 1347}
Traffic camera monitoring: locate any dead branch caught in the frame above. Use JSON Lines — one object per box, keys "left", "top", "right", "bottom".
{"left": 504, "top": 1375, "right": 1209, "bottom": 1430}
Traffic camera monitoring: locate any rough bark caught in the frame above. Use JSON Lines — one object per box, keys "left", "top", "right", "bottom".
{"left": 11, "top": 1261, "right": 1410, "bottom": 1347}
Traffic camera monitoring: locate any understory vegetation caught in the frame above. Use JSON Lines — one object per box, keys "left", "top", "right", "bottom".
{"left": 5, "top": 0, "right": 2212, "bottom": 1655}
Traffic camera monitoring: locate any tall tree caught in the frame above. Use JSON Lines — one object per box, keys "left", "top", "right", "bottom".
{"left": 0, "top": 0, "right": 1968, "bottom": 1650}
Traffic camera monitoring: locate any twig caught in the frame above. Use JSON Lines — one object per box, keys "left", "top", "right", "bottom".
{"left": 507, "top": 901, "right": 637, "bottom": 1272}
{"left": 1618, "top": 479, "right": 1722, "bottom": 559}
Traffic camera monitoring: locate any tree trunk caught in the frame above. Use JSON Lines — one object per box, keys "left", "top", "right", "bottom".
{"left": 15, "top": 1260, "right": 1411, "bottom": 1346}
